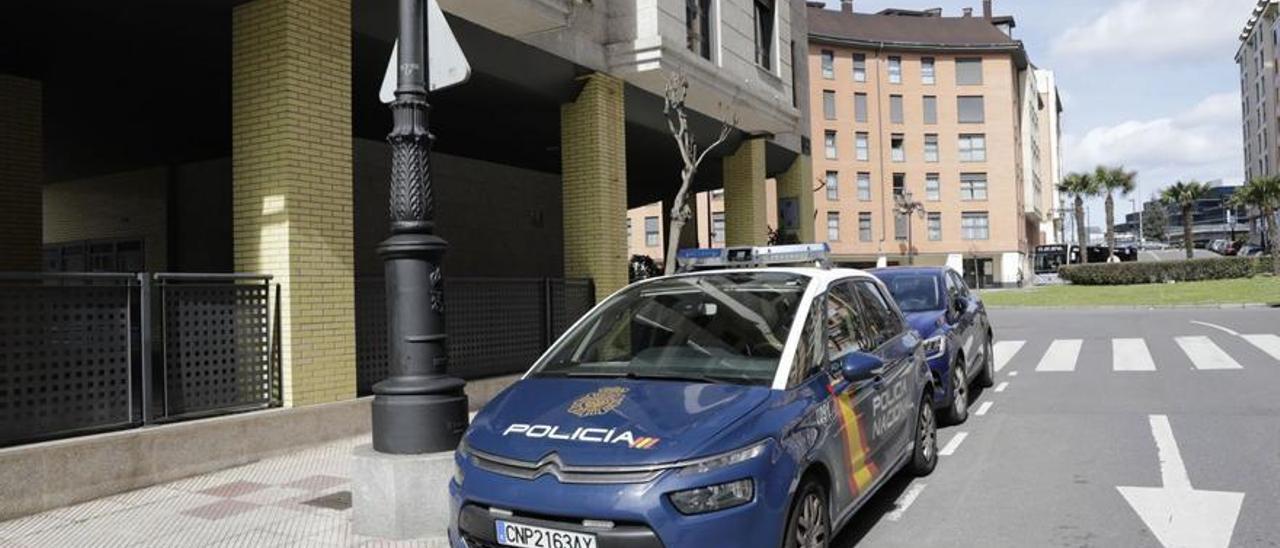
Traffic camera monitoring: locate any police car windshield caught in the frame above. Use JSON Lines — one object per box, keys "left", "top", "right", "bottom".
{"left": 877, "top": 273, "right": 942, "bottom": 313}
{"left": 534, "top": 272, "right": 810, "bottom": 386}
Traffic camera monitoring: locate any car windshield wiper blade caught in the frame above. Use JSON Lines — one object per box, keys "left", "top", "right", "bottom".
{"left": 566, "top": 370, "right": 756, "bottom": 385}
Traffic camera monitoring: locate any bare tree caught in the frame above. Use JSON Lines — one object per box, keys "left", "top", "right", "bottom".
{"left": 662, "top": 72, "right": 735, "bottom": 275}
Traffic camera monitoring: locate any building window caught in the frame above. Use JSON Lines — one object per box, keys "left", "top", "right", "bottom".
{"left": 960, "top": 173, "right": 988, "bottom": 200}
{"left": 924, "top": 134, "right": 939, "bottom": 162}
{"left": 753, "top": 0, "right": 775, "bottom": 71}
{"left": 888, "top": 56, "right": 902, "bottom": 84}
{"left": 958, "top": 134, "right": 986, "bottom": 162}
{"left": 825, "top": 130, "right": 838, "bottom": 159}
{"left": 921, "top": 57, "right": 935, "bottom": 84}
{"left": 827, "top": 212, "right": 840, "bottom": 241}
{"left": 821, "top": 49, "right": 835, "bottom": 79}
{"left": 825, "top": 171, "right": 839, "bottom": 201}
{"left": 893, "top": 173, "right": 905, "bottom": 196}
{"left": 956, "top": 58, "right": 983, "bottom": 85}
{"left": 854, "top": 93, "right": 868, "bottom": 123}
{"left": 923, "top": 95, "right": 937, "bottom": 124}
{"left": 859, "top": 212, "right": 873, "bottom": 242}
{"left": 927, "top": 212, "right": 942, "bottom": 241}
{"left": 958, "top": 96, "right": 985, "bottom": 123}
{"left": 891, "top": 134, "right": 905, "bottom": 162}
{"left": 823, "top": 90, "right": 836, "bottom": 120}
{"left": 711, "top": 211, "right": 725, "bottom": 243}
{"left": 961, "top": 212, "right": 990, "bottom": 240}
{"left": 644, "top": 216, "right": 660, "bottom": 246}
{"left": 889, "top": 94, "right": 904, "bottom": 123}
{"left": 857, "top": 172, "right": 871, "bottom": 201}
{"left": 855, "top": 132, "right": 870, "bottom": 161}
{"left": 686, "top": 0, "right": 715, "bottom": 61}
{"left": 925, "top": 173, "right": 940, "bottom": 201}
{"left": 853, "top": 54, "right": 866, "bottom": 82}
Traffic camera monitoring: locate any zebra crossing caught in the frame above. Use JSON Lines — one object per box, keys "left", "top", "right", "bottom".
{"left": 993, "top": 333, "right": 1280, "bottom": 373}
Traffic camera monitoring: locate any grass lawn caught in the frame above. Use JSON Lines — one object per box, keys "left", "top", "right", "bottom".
{"left": 980, "top": 276, "right": 1280, "bottom": 307}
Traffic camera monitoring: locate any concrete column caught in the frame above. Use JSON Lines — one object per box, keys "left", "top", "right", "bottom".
{"left": 723, "top": 138, "right": 768, "bottom": 246}
{"left": 774, "top": 154, "right": 814, "bottom": 243}
{"left": 0, "top": 75, "right": 43, "bottom": 271}
{"left": 232, "top": 0, "right": 355, "bottom": 407}
{"left": 561, "top": 73, "right": 627, "bottom": 298}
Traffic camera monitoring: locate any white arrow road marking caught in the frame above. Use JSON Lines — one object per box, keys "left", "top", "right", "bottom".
{"left": 992, "top": 340, "right": 1025, "bottom": 372}
{"left": 974, "top": 401, "right": 993, "bottom": 416}
{"left": 1113, "top": 338, "right": 1156, "bottom": 372}
{"left": 1036, "top": 339, "right": 1082, "bottom": 372}
{"left": 1190, "top": 321, "right": 1241, "bottom": 337}
{"left": 1242, "top": 334, "right": 1280, "bottom": 361}
{"left": 939, "top": 432, "right": 968, "bottom": 456}
{"left": 1175, "top": 336, "right": 1242, "bottom": 370}
{"left": 1117, "top": 415, "right": 1244, "bottom": 548}
{"left": 884, "top": 483, "right": 927, "bottom": 522}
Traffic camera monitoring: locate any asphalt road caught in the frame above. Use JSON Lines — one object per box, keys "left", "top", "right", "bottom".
{"left": 833, "top": 307, "right": 1280, "bottom": 548}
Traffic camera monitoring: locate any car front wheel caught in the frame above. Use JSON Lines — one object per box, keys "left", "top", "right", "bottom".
{"left": 909, "top": 392, "right": 938, "bottom": 476}
{"left": 783, "top": 480, "right": 830, "bottom": 548}
{"left": 942, "top": 362, "right": 968, "bottom": 425}
{"left": 977, "top": 336, "right": 996, "bottom": 388}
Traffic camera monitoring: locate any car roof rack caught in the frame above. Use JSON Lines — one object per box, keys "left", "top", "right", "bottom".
{"left": 675, "top": 243, "right": 831, "bottom": 272}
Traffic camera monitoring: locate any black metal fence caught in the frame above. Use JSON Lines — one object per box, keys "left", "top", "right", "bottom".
{"left": 356, "top": 277, "right": 594, "bottom": 394}
{"left": 0, "top": 273, "right": 279, "bottom": 447}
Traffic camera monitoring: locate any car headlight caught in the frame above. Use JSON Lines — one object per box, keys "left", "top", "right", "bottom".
{"left": 922, "top": 335, "right": 945, "bottom": 358}
{"left": 678, "top": 440, "right": 770, "bottom": 475}
{"left": 453, "top": 441, "right": 467, "bottom": 485}
{"left": 668, "top": 478, "right": 754, "bottom": 514}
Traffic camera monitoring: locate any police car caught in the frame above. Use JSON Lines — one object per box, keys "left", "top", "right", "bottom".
{"left": 450, "top": 244, "right": 937, "bottom": 548}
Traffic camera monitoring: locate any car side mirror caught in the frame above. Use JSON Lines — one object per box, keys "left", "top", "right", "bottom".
{"left": 840, "top": 352, "right": 884, "bottom": 383}
{"left": 951, "top": 295, "right": 966, "bottom": 316}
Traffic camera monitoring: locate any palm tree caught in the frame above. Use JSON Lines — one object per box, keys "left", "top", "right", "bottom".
{"left": 1231, "top": 176, "right": 1280, "bottom": 275}
{"left": 1058, "top": 172, "right": 1099, "bottom": 263}
{"left": 1160, "top": 181, "right": 1211, "bottom": 260}
{"left": 1095, "top": 165, "right": 1137, "bottom": 261}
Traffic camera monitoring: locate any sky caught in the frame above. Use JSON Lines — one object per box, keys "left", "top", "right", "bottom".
{"left": 819, "top": 0, "right": 1256, "bottom": 219}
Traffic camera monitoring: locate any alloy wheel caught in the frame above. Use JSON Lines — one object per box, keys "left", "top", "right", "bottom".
{"left": 795, "top": 491, "right": 829, "bottom": 548}
{"left": 952, "top": 365, "right": 967, "bottom": 415}
{"left": 920, "top": 400, "right": 937, "bottom": 463}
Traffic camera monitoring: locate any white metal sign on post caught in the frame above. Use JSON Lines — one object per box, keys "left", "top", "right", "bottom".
{"left": 379, "top": 0, "right": 470, "bottom": 103}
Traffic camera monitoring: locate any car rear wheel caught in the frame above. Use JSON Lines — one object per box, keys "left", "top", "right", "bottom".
{"left": 977, "top": 337, "right": 996, "bottom": 388}
{"left": 909, "top": 392, "right": 938, "bottom": 476}
{"left": 942, "top": 362, "right": 968, "bottom": 425}
{"left": 783, "top": 480, "right": 830, "bottom": 548}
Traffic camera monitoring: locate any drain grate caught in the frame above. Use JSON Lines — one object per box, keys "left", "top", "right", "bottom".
{"left": 301, "top": 490, "right": 353, "bottom": 510}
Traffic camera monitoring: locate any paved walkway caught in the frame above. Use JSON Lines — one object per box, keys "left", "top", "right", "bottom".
{"left": 0, "top": 436, "right": 449, "bottom": 547}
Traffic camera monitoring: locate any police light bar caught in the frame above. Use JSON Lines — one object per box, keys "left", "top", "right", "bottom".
{"left": 676, "top": 243, "right": 831, "bottom": 271}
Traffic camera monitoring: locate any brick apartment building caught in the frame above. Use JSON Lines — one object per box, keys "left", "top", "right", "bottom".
{"left": 805, "top": 0, "right": 1062, "bottom": 287}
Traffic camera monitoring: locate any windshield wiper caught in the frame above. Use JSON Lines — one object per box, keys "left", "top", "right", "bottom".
{"left": 567, "top": 370, "right": 756, "bottom": 385}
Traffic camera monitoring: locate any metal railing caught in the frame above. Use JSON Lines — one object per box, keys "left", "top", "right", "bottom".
{"left": 355, "top": 276, "right": 594, "bottom": 394}
{"left": 0, "top": 273, "right": 280, "bottom": 447}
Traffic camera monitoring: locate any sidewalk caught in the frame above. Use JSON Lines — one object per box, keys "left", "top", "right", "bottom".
{"left": 0, "top": 435, "right": 449, "bottom": 548}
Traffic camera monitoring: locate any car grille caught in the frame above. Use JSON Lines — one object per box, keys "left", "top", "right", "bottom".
{"left": 468, "top": 449, "right": 668, "bottom": 484}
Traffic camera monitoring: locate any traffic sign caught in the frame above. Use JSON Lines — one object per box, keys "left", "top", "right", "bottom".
{"left": 380, "top": 0, "right": 470, "bottom": 103}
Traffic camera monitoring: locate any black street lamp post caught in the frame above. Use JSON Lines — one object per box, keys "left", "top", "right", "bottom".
{"left": 372, "top": 0, "right": 468, "bottom": 454}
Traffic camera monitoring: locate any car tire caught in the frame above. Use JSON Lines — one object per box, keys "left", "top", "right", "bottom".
{"left": 977, "top": 337, "right": 996, "bottom": 388}
{"left": 782, "top": 479, "right": 830, "bottom": 548}
{"left": 909, "top": 392, "right": 938, "bottom": 476}
{"left": 942, "top": 361, "right": 968, "bottom": 425}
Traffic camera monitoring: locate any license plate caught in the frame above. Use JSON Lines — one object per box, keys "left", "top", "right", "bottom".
{"left": 494, "top": 520, "right": 596, "bottom": 548}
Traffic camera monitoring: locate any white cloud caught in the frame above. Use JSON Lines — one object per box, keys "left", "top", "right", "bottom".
{"left": 1051, "top": 0, "right": 1256, "bottom": 62}
{"left": 1063, "top": 92, "right": 1244, "bottom": 197}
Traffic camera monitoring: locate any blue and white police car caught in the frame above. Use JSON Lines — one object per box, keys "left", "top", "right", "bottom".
{"left": 450, "top": 244, "right": 937, "bottom": 548}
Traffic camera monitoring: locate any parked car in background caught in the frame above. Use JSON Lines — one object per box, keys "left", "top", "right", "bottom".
{"left": 1238, "top": 244, "right": 1266, "bottom": 257}
{"left": 1208, "top": 239, "right": 1239, "bottom": 256}
{"left": 870, "top": 267, "right": 995, "bottom": 425}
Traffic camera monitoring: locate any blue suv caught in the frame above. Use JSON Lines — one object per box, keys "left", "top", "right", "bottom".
{"left": 869, "top": 267, "right": 994, "bottom": 425}
{"left": 450, "top": 267, "right": 937, "bottom": 548}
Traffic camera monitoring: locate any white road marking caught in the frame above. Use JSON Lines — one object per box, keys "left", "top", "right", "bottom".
{"left": 1113, "top": 338, "right": 1156, "bottom": 372}
{"left": 974, "top": 401, "right": 993, "bottom": 416}
{"left": 1008, "top": 371, "right": 1018, "bottom": 377}
{"left": 1175, "top": 336, "right": 1242, "bottom": 370}
{"left": 939, "top": 432, "right": 968, "bottom": 456}
{"left": 1117, "top": 415, "right": 1245, "bottom": 548}
{"left": 1036, "top": 339, "right": 1083, "bottom": 372}
{"left": 992, "top": 340, "right": 1025, "bottom": 372}
{"left": 1242, "top": 334, "right": 1280, "bottom": 361}
{"left": 994, "top": 381, "right": 1009, "bottom": 392}
{"left": 884, "top": 483, "right": 928, "bottom": 522}
{"left": 1190, "top": 320, "right": 1241, "bottom": 337}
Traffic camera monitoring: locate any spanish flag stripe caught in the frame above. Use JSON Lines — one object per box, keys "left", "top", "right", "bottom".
{"left": 835, "top": 392, "right": 876, "bottom": 492}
